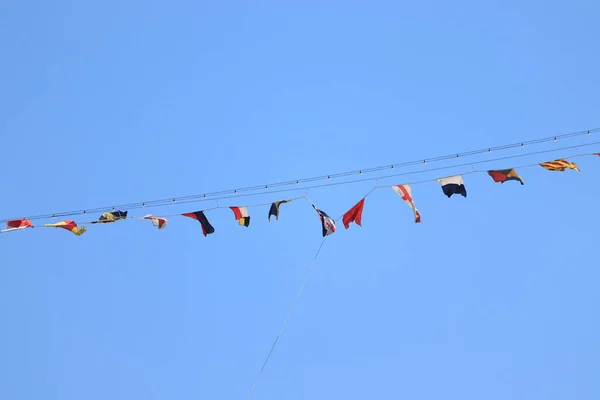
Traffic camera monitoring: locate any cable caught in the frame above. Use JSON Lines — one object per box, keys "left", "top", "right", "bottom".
{"left": 2, "top": 140, "right": 597, "bottom": 224}
{"left": 1, "top": 128, "right": 597, "bottom": 223}
{"left": 246, "top": 235, "right": 327, "bottom": 400}
{"left": 5, "top": 149, "right": 594, "bottom": 233}
{"left": 170, "top": 142, "right": 599, "bottom": 210}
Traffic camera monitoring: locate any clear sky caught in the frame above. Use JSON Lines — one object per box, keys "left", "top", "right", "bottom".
{"left": 1, "top": 1, "right": 599, "bottom": 399}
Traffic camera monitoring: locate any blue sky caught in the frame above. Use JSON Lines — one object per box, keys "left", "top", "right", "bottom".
{"left": 1, "top": 1, "right": 599, "bottom": 399}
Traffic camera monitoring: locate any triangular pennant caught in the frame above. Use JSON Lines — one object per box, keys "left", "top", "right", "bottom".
{"left": 44, "top": 220, "right": 86, "bottom": 236}
{"left": 539, "top": 159, "right": 580, "bottom": 172}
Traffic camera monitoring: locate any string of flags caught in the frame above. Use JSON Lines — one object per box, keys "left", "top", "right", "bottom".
{"left": 2, "top": 155, "right": 598, "bottom": 238}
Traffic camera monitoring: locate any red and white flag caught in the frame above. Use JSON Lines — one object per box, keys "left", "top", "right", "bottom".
{"left": 391, "top": 185, "right": 421, "bottom": 223}
{"left": 2, "top": 219, "right": 34, "bottom": 233}
{"left": 143, "top": 215, "right": 168, "bottom": 230}
{"left": 230, "top": 206, "right": 250, "bottom": 227}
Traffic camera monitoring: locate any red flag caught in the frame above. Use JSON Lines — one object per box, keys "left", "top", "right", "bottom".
{"left": 342, "top": 198, "right": 365, "bottom": 229}
{"left": 2, "top": 219, "right": 34, "bottom": 232}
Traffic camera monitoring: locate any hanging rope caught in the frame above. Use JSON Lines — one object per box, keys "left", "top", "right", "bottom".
{"left": 245, "top": 238, "right": 327, "bottom": 400}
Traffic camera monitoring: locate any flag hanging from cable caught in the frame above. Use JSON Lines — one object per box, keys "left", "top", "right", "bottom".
{"left": 2, "top": 219, "right": 34, "bottom": 232}
{"left": 391, "top": 184, "right": 421, "bottom": 223}
{"left": 91, "top": 210, "right": 128, "bottom": 224}
{"left": 268, "top": 200, "right": 290, "bottom": 221}
{"left": 143, "top": 215, "right": 168, "bottom": 230}
{"left": 313, "top": 205, "right": 336, "bottom": 237}
{"left": 230, "top": 206, "right": 250, "bottom": 227}
{"left": 44, "top": 220, "right": 87, "bottom": 236}
{"left": 437, "top": 175, "right": 467, "bottom": 198}
{"left": 487, "top": 169, "right": 524, "bottom": 185}
{"left": 342, "top": 198, "right": 365, "bottom": 229}
{"left": 539, "top": 159, "right": 580, "bottom": 172}
{"left": 182, "top": 211, "right": 215, "bottom": 236}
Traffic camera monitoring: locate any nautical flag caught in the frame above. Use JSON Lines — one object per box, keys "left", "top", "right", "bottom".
{"left": 143, "top": 215, "right": 168, "bottom": 230}
{"left": 91, "top": 210, "right": 128, "bottom": 223}
{"left": 342, "top": 198, "right": 365, "bottom": 229}
{"left": 230, "top": 206, "right": 250, "bottom": 227}
{"left": 44, "top": 220, "right": 87, "bottom": 236}
{"left": 437, "top": 175, "right": 467, "bottom": 198}
{"left": 391, "top": 184, "right": 421, "bottom": 223}
{"left": 182, "top": 211, "right": 215, "bottom": 236}
{"left": 2, "top": 219, "right": 34, "bottom": 232}
{"left": 268, "top": 200, "right": 290, "bottom": 221}
{"left": 313, "top": 205, "right": 336, "bottom": 237}
{"left": 487, "top": 169, "right": 524, "bottom": 185}
{"left": 539, "top": 159, "right": 580, "bottom": 172}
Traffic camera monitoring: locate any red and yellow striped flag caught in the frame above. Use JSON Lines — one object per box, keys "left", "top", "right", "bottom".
{"left": 539, "top": 159, "right": 580, "bottom": 172}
